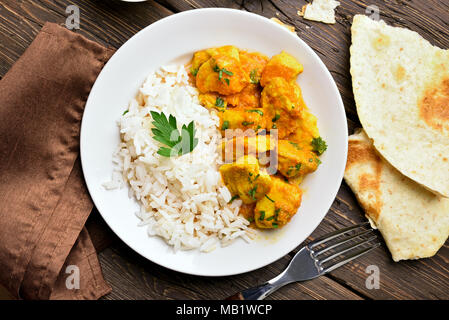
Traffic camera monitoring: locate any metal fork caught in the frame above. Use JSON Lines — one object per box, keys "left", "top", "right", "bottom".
{"left": 226, "top": 222, "right": 381, "bottom": 300}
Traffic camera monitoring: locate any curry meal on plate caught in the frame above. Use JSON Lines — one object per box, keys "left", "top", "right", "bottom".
{"left": 190, "top": 45, "right": 326, "bottom": 229}
{"left": 105, "top": 45, "right": 326, "bottom": 252}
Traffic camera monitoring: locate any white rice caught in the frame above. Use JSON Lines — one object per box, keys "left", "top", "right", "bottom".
{"left": 104, "top": 65, "right": 254, "bottom": 252}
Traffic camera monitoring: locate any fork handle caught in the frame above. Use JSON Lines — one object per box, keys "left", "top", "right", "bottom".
{"left": 225, "top": 282, "right": 279, "bottom": 300}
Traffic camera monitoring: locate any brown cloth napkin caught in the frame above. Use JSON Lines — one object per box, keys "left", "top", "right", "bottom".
{"left": 0, "top": 22, "right": 114, "bottom": 299}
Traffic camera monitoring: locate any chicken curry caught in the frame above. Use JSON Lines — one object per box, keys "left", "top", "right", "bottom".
{"left": 189, "top": 45, "right": 327, "bottom": 229}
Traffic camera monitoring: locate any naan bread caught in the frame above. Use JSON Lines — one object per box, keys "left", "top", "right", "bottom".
{"left": 344, "top": 129, "right": 449, "bottom": 261}
{"left": 300, "top": 0, "right": 340, "bottom": 24}
{"left": 350, "top": 15, "right": 449, "bottom": 197}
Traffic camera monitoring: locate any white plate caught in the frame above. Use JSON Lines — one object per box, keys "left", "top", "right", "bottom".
{"left": 81, "top": 8, "right": 348, "bottom": 276}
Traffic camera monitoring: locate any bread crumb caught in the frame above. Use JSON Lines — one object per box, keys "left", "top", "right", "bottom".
{"left": 270, "top": 17, "right": 296, "bottom": 33}
{"left": 301, "top": 0, "right": 340, "bottom": 24}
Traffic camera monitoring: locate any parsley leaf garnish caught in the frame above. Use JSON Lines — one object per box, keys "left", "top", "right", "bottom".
{"left": 150, "top": 111, "right": 198, "bottom": 157}
{"left": 191, "top": 68, "right": 198, "bottom": 76}
{"left": 311, "top": 137, "right": 327, "bottom": 155}
{"left": 123, "top": 110, "right": 129, "bottom": 115}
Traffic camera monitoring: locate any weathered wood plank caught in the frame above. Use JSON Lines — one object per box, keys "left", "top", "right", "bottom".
{"left": 0, "top": 0, "right": 173, "bottom": 76}
{"left": 313, "top": 183, "right": 449, "bottom": 300}
{"left": 99, "top": 241, "right": 362, "bottom": 300}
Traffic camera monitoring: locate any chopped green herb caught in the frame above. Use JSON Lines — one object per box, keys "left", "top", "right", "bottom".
{"left": 311, "top": 137, "right": 328, "bottom": 155}
{"left": 248, "top": 185, "right": 258, "bottom": 200}
{"left": 191, "top": 68, "right": 198, "bottom": 76}
{"left": 309, "top": 158, "right": 314, "bottom": 162}
{"left": 272, "top": 114, "right": 280, "bottom": 122}
{"left": 289, "top": 141, "right": 300, "bottom": 150}
{"left": 215, "top": 97, "right": 225, "bottom": 108}
{"left": 123, "top": 110, "right": 129, "bottom": 115}
{"left": 221, "top": 120, "right": 229, "bottom": 130}
{"left": 272, "top": 223, "right": 279, "bottom": 228}
{"left": 247, "top": 109, "right": 264, "bottom": 116}
{"left": 222, "top": 68, "right": 233, "bottom": 76}
{"left": 287, "top": 168, "right": 293, "bottom": 176}
{"left": 295, "top": 163, "right": 301, "bottom": 171}
{"left": 316, "top": 158, "right": 322, "bottom": 165}
{"left": 266, "top": 216, "right": 275, "bottom": 221}
{"left": 247, "top": 217, "right": 254, "bottom": 222}
{"left": 150, "top": 111, "right": 198, "bottom": 157}
{"left": 214, "top": 65, "right": 233, "bottom": 82}
{"left": 250, "top": 69, "right": 259, "bottom": 84}
{"left": 272, "top": 123, "right": 277, "bottom": 129}
{"left": 228, "top": 195, "right": 239, "bottom": 204}
{"left": 242, "top": 121, "right": 255, "bottom": 126}
{"left": 255, "top": 125, "right": 262, "bottom": 131}
{"left": 254, "top": 174, "right": 260, "bottom": 180}
{"left": 249, "top": 172, "right": 253, "bottom": 176}
{"left": 259, "top": 210, "right": 265, "bottom": 220}
{"left": 265, "top": 194, "right": 275, "bottom": 202}
{"left": 274, "top": 208, "right": 281, "bottom": 217}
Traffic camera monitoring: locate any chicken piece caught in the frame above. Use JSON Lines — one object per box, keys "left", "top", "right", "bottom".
{"left": 206, "top": 45, "right": 240, "bottom": 60}
{"left": 224, "top": 52, "right": 268, "bottom": 108}
{"left": 277, "top": 140, "right": 320, "bottom": 179}
{"left": 190, "top": 50, "right": 210, "bottom": 76}
{"left": 286, "top": 108, "right": 320, "bottom": 147}
{"left": 239, "top": 51, "right": 269, "bottom": 85}
{"left": 219, "top": 155, "right": 272, "bottom": 204}
{"left": 261, "top": 77, "right": 304, "bottom": 138}
{"left": 225, "top": 83, "right": 262, "bottom": 109}
{"left": 254, "top": 176, "right": 302, "bottom": 228}
{"left": 260, "top": 51, "right": 304, "bottom": 87}
{"left": 221, "top": 134, "right": 275, "bottom": 162}
{"left": 219, "top": 106, "right": 266, "bottom": 133}
{"left": 198, "top": 93, "right": 227, "bottom": 111}
{"left": 196, "top": 46, "right": 249, "bottom": 95}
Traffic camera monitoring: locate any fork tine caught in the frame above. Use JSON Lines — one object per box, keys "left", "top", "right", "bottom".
{"left": 314, "top": 229, "right": 375, "bottom": 256}
{"left": 318, "top": 235, "right": 379, "bottom": 264}
{"left": 323, "top": 241, "right": 382, "bottom": 274}
{"left": 308, "top": 222, "right": 370, "bottom": 248}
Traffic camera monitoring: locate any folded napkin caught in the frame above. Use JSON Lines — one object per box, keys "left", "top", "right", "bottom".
{"left": 0, "top": 23, "right": 114, "bottom": 299}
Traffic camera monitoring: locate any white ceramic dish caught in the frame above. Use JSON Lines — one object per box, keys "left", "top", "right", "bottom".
{"left": 81, "top": 8, "right": 348, "bottom": 276}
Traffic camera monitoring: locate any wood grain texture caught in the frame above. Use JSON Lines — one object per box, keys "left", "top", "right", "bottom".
{"left": 0, "top": 0, "right": 448, "bottom": 300}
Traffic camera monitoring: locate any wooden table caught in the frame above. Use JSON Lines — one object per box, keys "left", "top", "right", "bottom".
{"left": 0, "top": 0, "right": 448, "bottom": 300}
